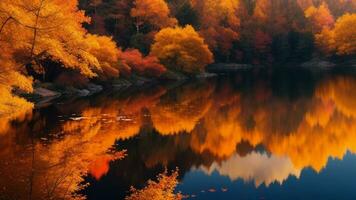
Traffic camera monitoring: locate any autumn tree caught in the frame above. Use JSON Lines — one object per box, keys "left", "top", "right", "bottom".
{"left": 330, "top": 13, "right": 356, "bottom": 55}
{"left": 119, "top": 49, "right": 166, "bottom": 77}
{"left": 79, "top": 0, "right": 106, "bottom": 34}
{"left": 80, "top": 0, "right": 135, "bottom": 47}
{"left": 167, "top": 0, "right": 200, "bottom": 27}
{"left": 0, "top": 1, "right": 34, "bottom": 115}
{"left": 85, "top": 34, "right": 121, "bottom": 79}
{"left": 130, "top": 0, "right": 177, "bottom": 33}
{"left": 253, "top": 0, "right": 271, "bottom": 22}
{"left": 316, "top": 13, "right": 356, "bottom": 55}
{"left": 192, "top": 0, "right": 240, "bottom": 60}
{"left": 324, "top": 0, "right": 356, "bottom": 17}
{"left": 0, "top": 69, "right": 33, "bottom": 117}
{"left": 314, "top": 28, "right": 335, "bottom": 55}
{"left": 305, "top": 2, "right": 334, "bottom": 33}
{"left": 151, "top": 25, "right": 213, "bottom": 74}
{"left": 240, "top": 0, "right": 314, "bottom": 63}
{"left": 0, "top": 0, "right": 124, "bottom": 114}
{"left": 253, "top": 0, "right": 305, "bottom": 33}
{"left": 192, "top": 0, "right": 240, "bottom": 29}
{"left": 4, "top": 0, "right": 94, "bottom": 75}
{"left": 297, "top": 0, "right": 314, "bottom": 10}
{"left": 0, "top": 44, "right": 33, "bottom": 118}
{"left": 0, "top": 0, "right": 122, "bottom": 79}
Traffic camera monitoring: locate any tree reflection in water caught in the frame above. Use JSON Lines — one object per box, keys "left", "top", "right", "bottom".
{"left": 0, "top": 68, "right": 356, "bottom": 200}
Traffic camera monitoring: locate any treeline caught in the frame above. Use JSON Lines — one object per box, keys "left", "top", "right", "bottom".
{"left": 0, "top": 0, "right": 355, "bottom": 116}
{"left": 80, "top": 0, "right": 355, "bottom": 63}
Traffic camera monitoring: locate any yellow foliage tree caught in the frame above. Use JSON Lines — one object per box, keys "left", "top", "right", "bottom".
{"left": 0, "top": 0, "right": 121, "bottom": 78}
{"left": 85, "top": 34, "right": 121, "bottom": 79}
{"left": 315, "top": 27, "right": 335, "bottom": 55}
{"left": 316, "top": 13, "right": 356, "bottom": 55}
{"left": 0, "top": 61, "right": 33, "bottom": 132}
{"left": 0, "top": 0, "right": 124, "bottom": 119}
{"left": 1, "top": 0, "right": 91, "bottom": 76}
{"left": 0, "top": 71, "right": 33, "bottom": 117}
{"left": 0, "top": 41, "right": 33, "bottom": 118}
{"left": 151, "top": 25, "right": 213, "bottom": 73}
{"left": 330, "top": 13, "right": 356, "bottom": 55}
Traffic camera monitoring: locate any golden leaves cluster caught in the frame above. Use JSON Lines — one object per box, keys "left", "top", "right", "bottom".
{"left": 151, "top": 25, "right": 213, "bottom": 73}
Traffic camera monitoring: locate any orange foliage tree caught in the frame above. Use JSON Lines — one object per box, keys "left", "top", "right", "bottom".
{"left": 253, "top": 0, "right": 303, "bottom": 33}
{"left": 191, "top": 0, "right": 240, "bottom": 59}
{"left": 316, "top": 13, "right": 356, "bottom": 55}
{"left": 305, "top": 2, "right": 335, "bottom": 33}
{"left": 130, "top": 0, "right": 177, "bottom": 33}
{"left": 151, "top": 25, "right": 213, "bottom": 73}
{"left": 253, "top": 0, "right": 272, "bottom": 22}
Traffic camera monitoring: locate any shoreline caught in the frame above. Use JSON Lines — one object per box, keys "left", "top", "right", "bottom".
{"left": 27, "top": 60, "right": 356, "bottom": 107}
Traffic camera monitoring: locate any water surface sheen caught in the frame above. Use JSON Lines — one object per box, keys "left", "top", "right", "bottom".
{"left": 1, "top": 68, "right": 356, "bottom": 200}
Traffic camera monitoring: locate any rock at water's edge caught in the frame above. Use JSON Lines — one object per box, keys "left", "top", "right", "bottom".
{"left": 34, "top": 87, "right": 61, "bottom": 98}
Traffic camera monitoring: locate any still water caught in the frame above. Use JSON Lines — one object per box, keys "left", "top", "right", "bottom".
{"left": 1, "top": 68, "right": 356, "bottom": 200}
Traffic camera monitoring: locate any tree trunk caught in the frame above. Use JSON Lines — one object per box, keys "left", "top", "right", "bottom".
{"left": 0, "top": 16, "right": 12, "bottom": 37}
{"left": 136, "top": 23, "right": 140, "bottom": 34}
{"left": 30, "top": 0, "right": 45, "bottom": 59}
{"left": 93, "top": 6, "right": 97, "bottom": 32}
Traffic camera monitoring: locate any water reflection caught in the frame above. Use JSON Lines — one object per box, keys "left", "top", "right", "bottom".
{"left": 0, "top": 68, "right": 356, "bottom": 200}
{"left": 198, "top": 152, "right": 301, "bottom": 187}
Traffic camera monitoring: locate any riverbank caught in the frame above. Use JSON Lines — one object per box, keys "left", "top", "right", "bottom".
{"left": 24, "top": 69, "right": 217, "bottom": 107}
{"left": 25, "top": 58, "right": 356, "bottom": 107}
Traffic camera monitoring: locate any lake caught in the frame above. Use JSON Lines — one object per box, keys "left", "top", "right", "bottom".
{"left": 1, "top": 67, "right": 356, "bottom": 200}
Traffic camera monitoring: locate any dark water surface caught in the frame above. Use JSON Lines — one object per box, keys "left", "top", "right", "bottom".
{"left": 1, "top": 67, "right": 356, "bottom": 200}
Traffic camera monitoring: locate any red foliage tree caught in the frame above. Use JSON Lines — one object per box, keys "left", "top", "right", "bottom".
{"left": 119, "top": 49, "right": 166, "bottom": 77}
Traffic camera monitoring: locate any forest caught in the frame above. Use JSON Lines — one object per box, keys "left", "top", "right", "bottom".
{"left": 0, "top": 1, "right": 356, "bottom": 199}
{"left": 0, "top": 0, "right": 355, "bottom": 117}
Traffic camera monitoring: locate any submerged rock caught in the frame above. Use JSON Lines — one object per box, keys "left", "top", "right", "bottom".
{"left": 77, "top": 89, "right": 90, "bottom": 96}
{"left": 112, "top": 79, "right": 132, "bottom": 89}
{"left": 206, "top": 63, "right": 253, "bottom": 73}
{"left": 131, "top": 75, "right": 152, "bottom": 86}
{"left": 61, "top": 83, "right": 103, "bottom": 97}
{"left": 33, "top": 87, "right": 62, "bottom": 108}
{"left": 34, "top": 87, "right": 61, "bottom": 98}
{"left": 196, "top": 72, "right": 217, "bottom": 78}
{"left": 87, "top": 83, "right": 103, "bottom": 94}
{"left": 160, "top": 70, "right": 188, "bottom": 80}
{"left": 300, "top": 58, "right": 336, "bottom": 68}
